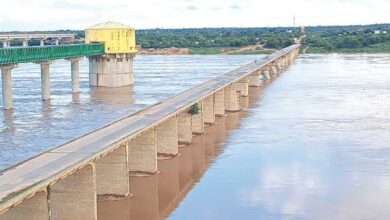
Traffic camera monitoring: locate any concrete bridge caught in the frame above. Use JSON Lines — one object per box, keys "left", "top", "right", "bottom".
{"left": 0, "top": 42, "right": 300, "bottom": 219}
{"left": 0, "top": 33, "right": 76, "bottom": 48}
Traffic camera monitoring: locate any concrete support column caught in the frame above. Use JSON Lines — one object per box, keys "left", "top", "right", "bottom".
{"left": 178, "top": 110, "right": 192, "bottom": 145}
{"left": 191, "top": 101, "right": 204, "bottom": 134}
{"left": 54, "top": 39, "right": 59, "bottom": 45}
{"left": 233, "top": 77, "right": 249, "bottom": 97}
{"left": 95, "top": 143, "right": 129, "bottom": 197}
{"left": 68, "top": 58, "right": 81, "bottom": 93}
{"left": 2, "top": 41, "right": 8, "bottom": 48}
{"left": 38, "top": 61, "right": 52, "bottom": 101}
{"left": 214, "top": 89, "right": 225, "bottom": 117}
{"left": 40, "top": 39, "right": 45, "bottom": 46}
{"left": 0, "top": 190, "right": 49, "bottom": 220}
{"left": 224, "top": 85, "right": 241, "bottom": 112}
{"left": 128, "top": 128, "right": 157, "bottom": 175}
{"left": 22, "top": 40, "right": 28, "bottom": 47}
{"left": 1, "top": 64, "right": 17, "bottom": 110}
{"left": 270, "top": 64, "right": 278, "bottom": 77}
{"left": 49, "top": 164, "right": 97, "bottom": 220}
{"left": 248, "top": 70, "right": 262, "bottom": 87}
{"left": 262, "top": 67, "right": 271, "bottom": 80}
{"left": 203, "top": 95, "right": 215, "bottom": 124}
{"left": 157, "top": 116, "right": 179, "bottom": 157}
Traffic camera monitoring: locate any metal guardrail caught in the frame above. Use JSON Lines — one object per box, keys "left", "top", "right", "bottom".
{"left": 0, "top": 43, "right": 105, "bottom": 65}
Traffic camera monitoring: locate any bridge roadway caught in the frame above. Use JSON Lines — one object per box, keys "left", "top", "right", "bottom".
{"left": 0, "top": 44, "right": 300, "bottom": 219}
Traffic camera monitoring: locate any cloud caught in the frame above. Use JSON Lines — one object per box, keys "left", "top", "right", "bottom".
{"left": 0, "top": 0, "right": 389, "bottom": 31}
{"left": 230, "top": 4, "right": 241, "bottom": 10}
{"left": 186, "top": 5, "right": 198, "bottom": 11}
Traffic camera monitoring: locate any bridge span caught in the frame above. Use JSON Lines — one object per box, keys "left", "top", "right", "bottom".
{"left": 0, "top": 44, "right": 300, "bottom": 219}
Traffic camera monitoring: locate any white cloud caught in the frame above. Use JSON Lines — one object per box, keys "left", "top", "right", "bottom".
{"left": 0, "top": 0, "right": 389, "bottom": 31}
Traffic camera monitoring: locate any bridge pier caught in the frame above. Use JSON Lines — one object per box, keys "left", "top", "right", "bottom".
{"left": 89, "top": 54, "right": 134, "bottom": 87}
{"left": 192, "top": 101, "right": 204, "bottom": 134}
{"left": 233, "top": 77, "right": 249, "bottom": 97}
{"left": 270, "top": 64, "right": 278, "bottom": 77}
{"left": 1, "top": 64, "right": 17, "bottom": 110}
{"left": 157, "top": 116, "right": 179, "bottom": 157}
{"left": 178, "top": 110, "right": 192, "bottom": 145}
{"left": 203, "top": 95, "right": 215, "bottom": 124}
{"left": 262, "top": 67, "right": 271, "bottom": 80}
{"left": 0, "top": 190, "right": 49, "bottom": 220}
{"left": 37, "top": 61, "right": 52, "bottom": 101}
{"left": 128, "top": 128, "right": 157, "bottom": 175}
{"left": 224, "top": 85, "right": 241, "bottom": 112}
{"left": 248, "top": 70, "right": 263, "bottom": 87}
{"left": 67, "top": 57, "right": 82, "bottom": 93}
{"left": 2, "top": 41, "right": 10, "bottom": 48}
{"left": 214, "top": 89, "right": 225, "bottom": 117}
{"left": 22, "top": 39, "right": 28, "bottom": 47}
{"left": 49, "top": 164, "right": 97, "bottom": 220}
{"left": 39, "top": 39, "right": 45, "bottom": 46}
{"left": 95, "top": 143, "right": 129, "bottom": 197}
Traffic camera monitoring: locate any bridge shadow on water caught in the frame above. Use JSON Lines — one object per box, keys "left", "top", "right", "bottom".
{"left": 97, "top": 84, "right": 269, "bottom": 220}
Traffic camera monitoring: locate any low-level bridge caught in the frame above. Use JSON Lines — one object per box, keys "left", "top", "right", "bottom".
{"left": 0, "top": 43, "right": 300, "bottom": 220}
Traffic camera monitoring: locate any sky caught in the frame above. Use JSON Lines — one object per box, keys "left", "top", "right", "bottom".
{"left": 0, "top": 0, "right": 389, "bottom": 31}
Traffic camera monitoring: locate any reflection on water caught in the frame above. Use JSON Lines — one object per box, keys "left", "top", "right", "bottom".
{"left": 97, "top": 84, "right": 263, "bottom": 220}
{"left": 0, "top": 55, "right": 260, "bottom": 170}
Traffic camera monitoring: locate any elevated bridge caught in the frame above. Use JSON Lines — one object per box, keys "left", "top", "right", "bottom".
{"left": 0, "top": 43, "right": 301, "bottom": 220}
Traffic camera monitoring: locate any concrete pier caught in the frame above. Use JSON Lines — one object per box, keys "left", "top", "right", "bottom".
{"left": 248, "top": 70, "right": 262, "bottom": 87}
{"left": 178, "top": 111, "right": 192, "bottom": 145}
{"left": 89, "top": 54, "right": 134, "bottom": 87}
{"left": 262, "top": 67, "right": 271, "bottom": 80}
{"left": 233, "top": 78, "right": 249, "bottom": 97}
{"left": 157, "top": 116, "right": 179, "bottom": 157}
{"left": 68, "top": 58, "right": 81, "bottom": 93}
{"left": 191, "top": 101, "right": 204, "bottom": 134}
{"left": 203, "top": 95, "right": 215, "bottom": 124}
{"left": 40, "top": 39, "right": 44, "bottom": 46}
{"left": 128, "top": 128, "right": 157, "bottom": 174}
{"left": 214, "top": 89, "right": 225, "bottom": 117}
{"left": 224, "top": 85, "right": 241, "bottom": 112}
{"left": 0, "top": 190, "right": 49, "bottom": 220}
{"left": 1, "top": 64, "right": 17, "bottom": 110}
{"left": 95, "top": 144, "right": 129, "bottom": 197}
{"left": 22, "top": 40, "right": 28, "bottom": 47}
{"left": 38, "top": 61, "right": 52, "bottom": 101}
{"left": 49, "top": 164, "right": 97, "bottom": 220}
{"left": 270, "top": 64, "right": 278, "bottom": 77}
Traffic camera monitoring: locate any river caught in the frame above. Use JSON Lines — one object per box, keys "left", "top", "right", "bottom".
{"left": 2, "top": 53, "right": 390, "bottom": 219}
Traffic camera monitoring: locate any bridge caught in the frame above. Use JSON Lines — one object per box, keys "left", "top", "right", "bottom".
{"left": 0, "top": 33, "right": 76, "bottom": 47}
{"left": 0, "top": 41, "right": 300, "bottom": 219}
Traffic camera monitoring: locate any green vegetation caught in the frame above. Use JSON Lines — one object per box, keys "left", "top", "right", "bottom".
{"left": 136, "top": 28, "right": 297, "bottom": 50}
{"left": 188, "top": 103, "right": 200, "bottom": 115}
{"left": 1, "top": 24, "right": 390, "bottom": 54}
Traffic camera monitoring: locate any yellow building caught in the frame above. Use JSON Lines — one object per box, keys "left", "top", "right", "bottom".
{"left": 85, "top": 21, "right": 137, "bottom": 54}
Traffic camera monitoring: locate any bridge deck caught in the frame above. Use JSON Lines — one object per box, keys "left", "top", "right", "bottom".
{"left": 0, "top": 44, "right": 299, "bottom": 211}
{"left": 0, "top": 43, "right": 104, "bottom": 65}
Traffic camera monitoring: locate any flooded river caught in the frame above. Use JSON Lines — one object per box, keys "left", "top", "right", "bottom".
{"left": 2, "top": 53, "right": 390, "bottom": 219}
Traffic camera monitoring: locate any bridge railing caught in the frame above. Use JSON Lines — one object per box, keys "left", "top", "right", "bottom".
{"left": 0, "top": 43, "right": 104, "bottom": 65}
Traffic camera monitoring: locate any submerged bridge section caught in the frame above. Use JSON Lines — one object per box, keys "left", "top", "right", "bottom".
{"left": 0, "top": 44, "right": 301, "bottom": 220}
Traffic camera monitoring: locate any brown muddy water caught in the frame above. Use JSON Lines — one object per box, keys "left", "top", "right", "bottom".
{"left": 2, "top": 54, "right": 390, "bottom": 219}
